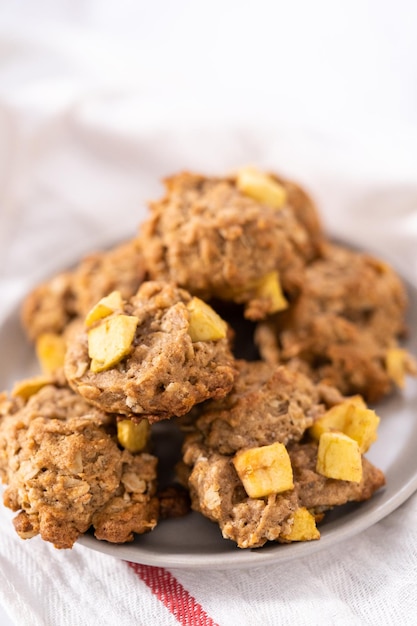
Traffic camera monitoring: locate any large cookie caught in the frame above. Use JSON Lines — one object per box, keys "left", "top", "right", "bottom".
{"left": 0, "top": 384, "right": 158, "bottom": 549}
{"left": 65, "top": 281, "right": 237, "bottom": 421}
{"left": 138, "top": 169, "right": 323, "bottom": 320}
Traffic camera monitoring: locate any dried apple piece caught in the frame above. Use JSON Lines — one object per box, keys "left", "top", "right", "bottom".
{"left": 187, "top": 297, "right": 227, "bottom": 342}
{"left": 310, "top": 397, "right": 379, "bottom": 454}
{"left": 216, "top": 271, "right": 288, "bottom": 313}
{"left": 12, "top": 375, "right": 53, "bottom": 400}
{"left": 281, "top": 507, "right": 320, "bottom": 541}
{"left": 316, "top": 432, "right": 362, "bottom": 483}
{"left": 85, "top": 290, "right": 123, "bottom": 328}
{"left": 344, "top": 407, "right": 380, "bottom": 453}
{"left": 385, "top": 347, "right": 417, "bottom": 389}
{"left": 88, "top": 314, "right": 139, "bottom": 373}
{"left": 236, "top": 166, "right": 287, "bottom": 209}
{"left": 35, "top": 332, "right": 66, "bottom": 374}
{"left": 117, "top": 419, "right": 150, "bottom": 453}
{"left": 233, "top": 442, "right": 294, "bottom": 498}
{"left": 251, "top": 271, "right": 288, "bottom": 313}
{"left": 309, "top": 395, "right": 366, "bottom": 440}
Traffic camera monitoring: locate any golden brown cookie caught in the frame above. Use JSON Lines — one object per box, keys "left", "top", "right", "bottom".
{"left": 138, "top": 170, "right": 323, "bottom": 320}
{"left": 182, "top": 436, "right": 384, "bottom": 549}
{"left": 0, "top": 384, "right": 158, "bottom": 549}
{"left": 65, "top": 281, "right": 237, "bottom": 421}
{"left": 255, "top": 242, "right": 416, "bottom": 401}
{"left": 180, "top": 361, "right": 385, "bottom": 548}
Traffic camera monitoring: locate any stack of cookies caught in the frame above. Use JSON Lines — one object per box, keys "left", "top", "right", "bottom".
{"left": 1, "top": 167, "right": 415, "bottom": 550}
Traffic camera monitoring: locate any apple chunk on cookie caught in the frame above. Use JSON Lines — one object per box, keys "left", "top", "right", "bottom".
{"left": 233, "top": 442, "right": 294, "bottom": 498}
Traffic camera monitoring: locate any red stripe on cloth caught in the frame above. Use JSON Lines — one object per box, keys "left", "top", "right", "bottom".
{"left": 127, "top": 562, "right": 219, "bottom": 626}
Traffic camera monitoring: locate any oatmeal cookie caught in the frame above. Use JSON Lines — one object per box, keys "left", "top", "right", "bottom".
{"left": 0, "top": 384, "right": 158, "bottom": 549}
{"left": 182, "top": 437, "right": 384, "bottom": 549}
{"left": 138, "top": 170, "right": 323, "bottom": 320}
{"left": 65, "top": 281, "right": 236, "bottom": 421}
{"left": 21, "top": 239, "right": 146, "bottom": 342}
{"left": 180, "top": 360, "right": 385, "bottom": 548}
{"left": 255, "top": 242, "right": 416, "bottom": 401}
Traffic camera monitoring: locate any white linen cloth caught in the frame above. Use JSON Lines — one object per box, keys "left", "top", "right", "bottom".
{"left": 1, "top": 4, "right": 417, "bottom": 625}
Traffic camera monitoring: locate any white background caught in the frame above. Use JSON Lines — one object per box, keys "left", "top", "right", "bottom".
{"left": 1, "top": 1, "right": 417, "bottom": 135}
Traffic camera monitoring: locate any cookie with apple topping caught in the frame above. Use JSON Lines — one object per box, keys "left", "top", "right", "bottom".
{"left": 180, "top": 362, "right": 385, "bottom": 548}
{"left": 64, "top": 281, "right": 237, "bottom": 422}
{"left": 0, "top": 383, "right": 159, "bottom": 549}
{"left": 138, "top": 168, "right": 323, "bottom": 321}
{"left": 255, "top": 242, "right": 416, "bottom": 402}
{"left": 182, "top": 436, "right": 385, "bottom": 549}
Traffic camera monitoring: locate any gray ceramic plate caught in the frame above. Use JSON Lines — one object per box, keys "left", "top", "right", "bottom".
{"left": 1, "top": 276, "right": 416, "bottom": 570}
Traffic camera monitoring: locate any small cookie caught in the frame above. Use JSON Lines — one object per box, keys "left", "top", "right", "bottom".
{"left": 65, "top": 281, "right": 237, "bottom": 421}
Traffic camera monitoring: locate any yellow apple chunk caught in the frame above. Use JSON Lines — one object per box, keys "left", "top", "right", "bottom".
{"left": 232, "top": 442, "right": 294, "bottom": 498}
{"left": 316, "top": 432, "right": 362, "bottom": 483}
{"left": 236, "top": 166, "right": 287, "bottom": 209}
{"left": 35, "top": 332, "right": 67, "bottom": 374}
{"left": 309, "top": 397, "right": 379, "bottom": 455}
{"left": 88, "top": 314, "right": 139, "bottom": 373}
{"left": 117, "top": 419, "right": 150, "bottom": 453}
{"left": 215, "top": 271, "right": 288, "bottom": 312}
{"left": 252, "top": 271, "right": 288, "bottom": 313}
{"left": 187, "top": 297, "right": 227, "bottom": 342}
{"left": 344, "top": 407, "right": 380, "bottom": 453}
{"left": 309, "top": 395, "right": 366, "bottom": 441}
{"left": 309, "top": 404, "right": 349, "bottom": 441}
{"left": 12, "top": 375, "right": 53, "bottom": 400}
{"left": 281, "top": 507, "right": 320, "bottom": 541}
{"left": 85, "top": 290, "right": 124, "bottom": 327}
{"left": 385, "top": 346, "right": 415, "bottom": 389}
